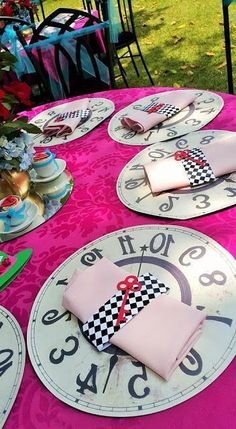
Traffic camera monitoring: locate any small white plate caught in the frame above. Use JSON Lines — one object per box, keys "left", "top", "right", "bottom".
{"left": 0, "top": 201, "right": 38, "bottom": 235}
{"left": 30, "top": 159, "right": 66, "bottom": 183}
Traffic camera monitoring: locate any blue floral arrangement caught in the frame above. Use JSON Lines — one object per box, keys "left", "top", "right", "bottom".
{"left": 0, "top": 132, "right": 35, "bottom": 171}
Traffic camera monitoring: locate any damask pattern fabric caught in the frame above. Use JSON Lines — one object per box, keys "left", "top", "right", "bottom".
{"left": 2, "top": 87, "right": 236, "bottom": 429}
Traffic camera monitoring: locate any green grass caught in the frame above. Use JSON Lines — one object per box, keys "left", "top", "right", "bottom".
{"left": 41, "top": 0, "right": 236, "bottom": 92}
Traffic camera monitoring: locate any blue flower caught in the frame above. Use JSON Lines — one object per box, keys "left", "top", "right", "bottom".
{"left": 19, "top": 152, "right": 32, "bottom": 170}
{"left": 0, "top": 131, "right": 35, "bottom": 171}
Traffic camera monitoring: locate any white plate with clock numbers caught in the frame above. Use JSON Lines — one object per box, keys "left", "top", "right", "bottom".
{"left": 30, "top": 98, "right": 115, "bottom": 147}
{"left": 27, "top": 225, "right": 236, "bottom": 417}
{"left": 117, "top": 130, "right": 236, "bottom": 219}
{"left": 108, "top": 90, "right": 223, "bottom": 146}
{"left": 0, "top": 306, "right": 25, "bottom": 428}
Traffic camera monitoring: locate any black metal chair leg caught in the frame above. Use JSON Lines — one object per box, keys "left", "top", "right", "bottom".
{"left": 135, "top": 39, "right": 154, "bottom": 85}
{"left": 223, "top": 3, "right": 234, "bottom": 94}
{"left": 117, "top": 55, "right": 129, "bottom": 87}
{"left": 127, "top": 45, "right": 140, "bottom": 77}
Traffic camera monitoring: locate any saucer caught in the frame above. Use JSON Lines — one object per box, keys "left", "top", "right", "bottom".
{"left": 30, "top": 159, "right": 66, "bottom": 183}
{"left": 0, "top": 201, "right": 38, "bottom": 235}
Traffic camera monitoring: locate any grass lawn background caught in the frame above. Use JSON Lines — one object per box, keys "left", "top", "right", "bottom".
{"left": 42, "top": 0, "right": 236, "bottom": 92}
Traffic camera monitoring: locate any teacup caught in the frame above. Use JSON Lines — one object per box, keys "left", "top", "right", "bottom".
{"left": 0, "top": 195, "right": 27, "bottom": 230}
{"left": 32, "top": 150, "right": 58, "bottom": 178}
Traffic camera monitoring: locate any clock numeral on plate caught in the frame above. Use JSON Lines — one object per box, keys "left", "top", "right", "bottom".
{"left": 129, "top": 164, "right": 144, "bottom": 171}
{"left": 80, "top": 127, "right": 90, "bottom": 133}
{"left": 34, "top": 118, "right": 47, "bottom": 124}
{"left": 114, "top": 125, "right": 124, "bottom": 132}
{"left": 80, "top": 248, "right": 103, "bottom": 266}
{"left": 128, "top": 361, "right": 150, "bottom": 399}
{"left": 179, "top": 348, "right": 202, "bottom": 376}
{"left": 0, "top": 349, "right": 13, "bottom": 377}
{"left": 192, "top": 194, "right": 210, "bottom": 209}
{"left": 125, "top": 177, "right": 147, "bottom": 190}
{"left": 118, "top": 235, "right": 136, "bottom": 255}
{"left": 76, "top": 363, "right": 98, "bottom": 394}
{"left": 166, "top": 127, "right": 178, "bottom": 137}
{"left": 184, "top": 118, "right": 201, "bottom": 126}
{"left": 144, "top": 130, "right": 156, "bottom": 142}
{"left": 97, "top": 107, "right": 109, "bottom": 112}
{"left": 200, "top": 135, "right": 215, "bottom": 145}
{"left": 179, "top": 246, "right": 206, "bottom": 266}
{"left": 175, "top": 138, "right": 188, "bottom": 149}
{"left": 90, "top": 101, "right": 103, "bottom": 107}
{"left": 199, "top": 108, "right": 216, "bottom": 115}
{"left": 199, "top": 271, "right": 227, "bottom": 287}
{"left": 159, "top": 196, "right": 180, "bottom": 212}
{"left": 197, "top": 97, "right": 214, "bottom": 104}
{"left": 122, "top": 130, "right": 137, "bottom": 139}
{"left": 39, "top": 136, "right": 53, "bottom": 145}
{"left": 49, "top": 335, "right": 79, "bottom": 364}
{"left": 90, "top": 116, "right": 103, "bottom": 122}
{"left": 224, "top": 187, "right": 236, "bottom": 197}
{"left": 148, "top": 148, "right": 172, "bottom": 159}
{"left": 149, "top": 233, "right": 175, "bottom": 257}
{"left": 42, "top": 309, "right": 71, "bottom": 325}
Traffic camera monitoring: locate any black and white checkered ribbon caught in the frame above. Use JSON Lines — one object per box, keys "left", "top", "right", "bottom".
{"left": 175, "top": 148, "right": 216, "bottom": 187}
{"left": 82, "top": 273, "right": 169, "bottom": 351}
{"left": 141, "top": 101, "right": 180, "bottom": 118}
{"left": 54, "top": 109, "right": 91, "bottom": 122}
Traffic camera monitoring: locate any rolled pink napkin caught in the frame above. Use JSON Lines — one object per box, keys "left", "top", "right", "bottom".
{"left": 43, "top": 98, "right": 91, "bottom": 137}
{"left": 63, "top": 258, "right": 205, "bottom": 380}
{"left": 144, "top": 139, "right": 236, "bottom": 193}
{"left": 121, "top": 90, "right": 198, "bottom": 133}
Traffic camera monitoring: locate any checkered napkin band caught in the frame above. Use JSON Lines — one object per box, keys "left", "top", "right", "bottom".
{"left": 141, "top": 101, "right": 180, "bottom": 118}
{"left": 82, "top": 273, "right": 169, "bottom": 351}
{"left": 174, "top": 148, "right": 216, "bottom": 187}
{"left": 54, "top": 109, "right": 91, "bottom": 123}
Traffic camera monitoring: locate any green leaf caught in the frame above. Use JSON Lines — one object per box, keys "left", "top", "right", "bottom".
{"left": 18, "top": 123, "right": 41, "bottom": 134}
{"left": 17, "top": 116, "right": 28, "bottom": 123}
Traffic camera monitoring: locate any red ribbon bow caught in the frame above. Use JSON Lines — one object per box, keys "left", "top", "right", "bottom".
{"left": 174, "top": 150, "right": 206, "bottom": 167}
{"left": 116, "top": 275, "right": 142, "bottom": 326}
{"left": 0, "top": 257, "right": 11, "bottom": 275}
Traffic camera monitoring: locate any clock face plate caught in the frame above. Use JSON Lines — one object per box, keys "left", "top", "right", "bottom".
{"left": 27, "top": 225, "right": 236, "bottom": 417}
{"left": 0, "top": 306, "right": 26, "bottom": 428}
{"left": 30, "top": 98, "right": 115, "bottom": 147}
{"left": 117, "top": 130, "right": 236, "bottom": 219}
{"left": 108, "top": 90, "right": 224, "bottom": 146}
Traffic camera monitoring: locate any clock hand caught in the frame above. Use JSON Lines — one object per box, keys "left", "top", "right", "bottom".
{"left": 102, "top": 352, "right": 118, "bottom": 393}
{"left": 137, "top": 245, "right": 148, "bottom": 277}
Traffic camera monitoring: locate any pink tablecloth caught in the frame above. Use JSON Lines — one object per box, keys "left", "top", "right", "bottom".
{"left": 2, "top": 87, "right": 236, "bottom": 429}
